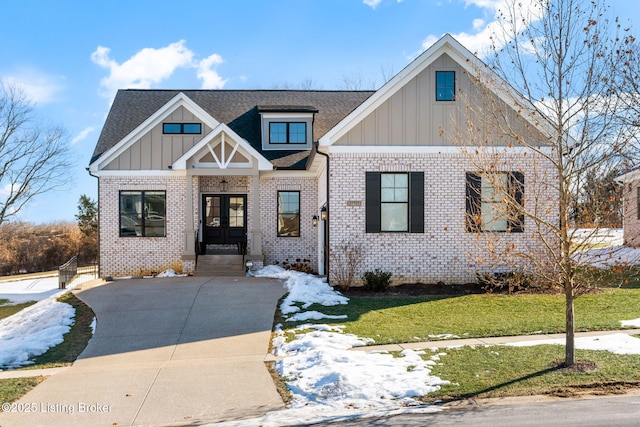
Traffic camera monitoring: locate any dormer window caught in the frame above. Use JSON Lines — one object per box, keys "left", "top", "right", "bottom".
{"left": 163, "top": 123, "right": 202, "bottom": 134}
{"left": 269, "top": 122, "right": 307, "bottom": 144}
{"left": 259, "top": 106, "right": 317, "bottom": 151}
{"left": 435, "top": 71, "right": 455, "bottom": 101}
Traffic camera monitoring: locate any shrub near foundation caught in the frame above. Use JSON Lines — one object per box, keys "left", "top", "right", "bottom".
{"left": 362, "top": 269, "right": 393, "bottom": 292}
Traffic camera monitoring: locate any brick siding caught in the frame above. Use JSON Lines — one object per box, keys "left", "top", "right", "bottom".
{"left": 329, "top": 151, "right": 558, "bottom": 285}
{"left": 260, "top": 176, "right": 319, "bottom": 273}
{"left": 99, "top": 175, "right": 188, "bottom": 277}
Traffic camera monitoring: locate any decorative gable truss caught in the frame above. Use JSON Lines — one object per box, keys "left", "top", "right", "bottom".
{"left": 173, "top": 123, "right": 272, "bottom": 171}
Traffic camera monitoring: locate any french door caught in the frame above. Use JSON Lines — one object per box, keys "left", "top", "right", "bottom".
{"left": 202, "top": 194, "right": 247, "bottom": 247}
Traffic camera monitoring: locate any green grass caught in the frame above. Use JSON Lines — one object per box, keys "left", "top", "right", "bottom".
{"left": 0, "top": 301, "right": 36, "bottom": 319}
{"left": 423, "top": 345, "right": 640, "bottom": 401}
{"left": 287, "top": 289, "right": 640, "bottom": 345}
{"left": 0, "top": 377, "right": 47, "bottom": 405}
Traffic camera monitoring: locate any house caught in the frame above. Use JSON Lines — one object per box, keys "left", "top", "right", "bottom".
{"left": 89, "top": 34, "right": 557, "bottom": 284}
{"left": 616, "top": 169, "right": 640, "bottom": 247}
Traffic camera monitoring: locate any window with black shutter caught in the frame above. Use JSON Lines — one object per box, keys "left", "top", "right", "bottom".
{"left": 466, "top": 171, "right": 524, "bottom": 232}
{"left": 366, "top": 171, "right": 424, "bottom": 233}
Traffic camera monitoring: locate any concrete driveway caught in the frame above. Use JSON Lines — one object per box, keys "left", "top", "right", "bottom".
{"left": 0, "top": 276, "right": 286, "bottom": 427}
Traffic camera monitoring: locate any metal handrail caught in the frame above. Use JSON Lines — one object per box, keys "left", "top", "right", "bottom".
{"left": 58, "top": 256, "right": 78, "bottom": 289}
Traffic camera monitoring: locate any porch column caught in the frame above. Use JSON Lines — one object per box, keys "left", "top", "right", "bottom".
{"left": 182, "top": 174, "right": 196, "bottom": 260}
{"left": 249, "top": 173, "right": 263, "bottom": 257}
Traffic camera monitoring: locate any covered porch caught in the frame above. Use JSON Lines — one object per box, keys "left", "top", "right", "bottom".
{"left": 172, "top": 124, "right": 273, "bottom": 273}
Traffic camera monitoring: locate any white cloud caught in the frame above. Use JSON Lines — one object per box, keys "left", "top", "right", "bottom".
{"left": 421, "top": 0, "right": 544, "bottom": 57}
{"left": 197, "top": 54, "right": 227, "bottom": 89}
{"left": 91, "top": 40, "right": 194, "bottom": 97}
{"left": 1, "top": 70, "right": 65, "bottom": 105}
{"left": 70, "top": 126, "right": 95, "bottom": 146}
{"left": 91, "top": 40, "right": 228, "bottom": 99}
{"left": 363, "top": 0, "right": 382, "bottom": 8}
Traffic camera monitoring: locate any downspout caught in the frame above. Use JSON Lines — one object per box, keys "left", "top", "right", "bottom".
{"left": 314, "top": 141, "right": 330, "bottom": 281}
{"left": 86, "top": 167, "right": 100, "bottom": 278}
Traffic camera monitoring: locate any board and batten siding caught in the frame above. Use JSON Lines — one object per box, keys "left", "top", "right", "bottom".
{"left": 334, "top": 53, "right": 543, "bottom": 148}
{"left": 104, "top": 106, "right": 212, "bottom": 170}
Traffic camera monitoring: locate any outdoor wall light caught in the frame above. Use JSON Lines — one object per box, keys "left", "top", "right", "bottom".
{"left": 320, "top": 205, "right": 328, "bottom": 221}
{"left": 312, "top": 215, "right": 319, "bottom": 227}
{"left": 221, "top": 178, "right": 228, "bottom": 192}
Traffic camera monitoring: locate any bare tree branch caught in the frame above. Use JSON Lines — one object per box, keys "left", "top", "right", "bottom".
{"left": 0, "top": 83, "right": 72, "bottom": 224}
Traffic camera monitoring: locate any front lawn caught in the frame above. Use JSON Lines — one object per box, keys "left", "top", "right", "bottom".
{"left": 277, "top": 281, "right": 640, "bottom": 401}
{"left": 290, "top": 288, "right": 640, "bottom": 345}
{"left": 423, "top": 345, "right": 640, "bottom": 401}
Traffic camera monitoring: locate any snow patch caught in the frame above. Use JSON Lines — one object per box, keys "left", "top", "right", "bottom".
{"left": 0, "top": 293, "right": 75, "bottom": 369}
{"left": 508, "top": 333, "right": 640, "bottom": 355}
{"left": 156, "top": 269, "right": 188, "bottom": 278}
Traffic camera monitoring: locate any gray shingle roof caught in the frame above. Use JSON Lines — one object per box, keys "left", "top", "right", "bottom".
{"left": 91, "top": 89, "right": 374, "bottom": 169}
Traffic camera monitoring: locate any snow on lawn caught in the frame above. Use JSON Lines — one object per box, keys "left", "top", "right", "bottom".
{"left": 0, "top": 292, "right": 75, "bottom": 369}
{"left": 508, "top": 333, "right": 640, "bottom": 355}
{"left": 252, "top": 265, "right": 348, "bottom": 318}
{"left": 572, "top": 228, "right": 640, "bottom": 268}
{"left": 244, "top": 266, "right": 449, "bottom": 425}
{"left": 0, "top": 276, "right": 63, "bottom": 304}
{"left": 576, "top": 245, "right": 640, "bottom": 268}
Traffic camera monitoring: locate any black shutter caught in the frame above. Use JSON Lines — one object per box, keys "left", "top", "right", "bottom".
{"left": 410, "top": 172, "right": 424, "bottom": 233}
{"left": 365, "top": 172, "right": 381, "bottom": 233}
{"left": 466, "top": 172, "right": 482, "bottom": 232}
{"left": 508, "top": 171, "right": 525, "bottom": 232}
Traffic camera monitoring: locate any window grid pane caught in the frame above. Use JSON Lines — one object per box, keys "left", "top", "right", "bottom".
{"left": 270, "top": 123, "right": 287, "bottom": 143}
{"left": 381, "top": 203, "right": 408, "bottom": 231}
{"left": 182, "top": 123, "right": 201, "bottom": 134}
{"left": 289, "top": 123, "right": 307, "bottom": 143}
{"left": 229, "top": 196, "right": 244, "bottom": 227}
{"left": 163, "top": 123, "right": 182, "bottom": 134}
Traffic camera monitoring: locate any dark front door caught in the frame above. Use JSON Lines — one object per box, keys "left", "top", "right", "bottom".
{"left": 202, "top": 194, "right": 247, "bottom": 249}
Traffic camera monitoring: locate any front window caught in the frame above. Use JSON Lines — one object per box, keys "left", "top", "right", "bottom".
{"left": 278, "top": 191, "right": 300, "bottom": 237}
{"left": 269, "top": 122, "right": 307, "bottom": 144}
{"left": 436, "top": 71, "right": 455, "bottom": 101}
{"left": 119, "top": 191, "right": 166, "bottom": 237}
{"left": 380, "top": 173, "right": 409, "bottom": 232}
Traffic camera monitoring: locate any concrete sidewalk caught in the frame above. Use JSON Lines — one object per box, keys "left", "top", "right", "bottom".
{"left": 351, "top": 328, "right": 640, "bottom": 353}
{"left": 0, "top": 276, "right": 286, "bottom": 427}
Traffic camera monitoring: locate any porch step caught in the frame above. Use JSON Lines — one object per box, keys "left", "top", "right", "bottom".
{"left": 195, "top": 254, "right": 245, "bottom": 277}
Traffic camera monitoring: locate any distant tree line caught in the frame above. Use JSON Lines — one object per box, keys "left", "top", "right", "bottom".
{"left": 0, "top": 195, "right": 97, "bottom": 275}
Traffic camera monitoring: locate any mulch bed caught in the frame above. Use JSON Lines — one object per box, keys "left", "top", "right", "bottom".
{"left": 339, "top": 282, "right": 484, "bottom": 296}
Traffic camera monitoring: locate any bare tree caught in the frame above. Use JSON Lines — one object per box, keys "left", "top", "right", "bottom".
{"left": 452, "top": 0, "right": 639, "bottom": 366}
{"left": 0, "top": 83, "right": 72, "bottom": 224}
{"left": 270, "top": 78, "right": 319, "bottom": 90}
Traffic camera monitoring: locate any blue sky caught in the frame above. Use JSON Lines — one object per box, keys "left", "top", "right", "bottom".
{"left": 1, "top": 0, "right": 638, "bottom": 224}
